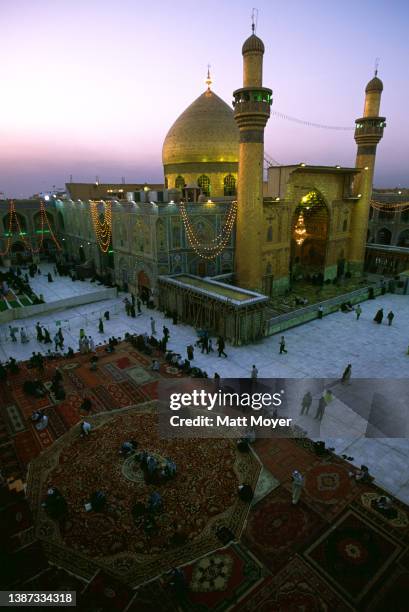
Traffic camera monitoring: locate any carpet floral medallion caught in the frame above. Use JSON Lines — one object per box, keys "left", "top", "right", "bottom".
{"left": 26, "top": 403, "right": 260, "bottom": 586}
{"left": 303, "top": 510, "right": 402, "bottom": 604}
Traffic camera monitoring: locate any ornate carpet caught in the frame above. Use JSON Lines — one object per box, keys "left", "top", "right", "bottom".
{"left": 233, "top": 555, "right": 354, "bottom": 611}
{"left": 178, "top": 544, "right": 267, "bottom": 611}
{"left": 243, "top": 486, "right": 327, "bottom": 573}
{"left": 26, "top": 404, "right": 261, "bottom": 586}
{"left": 303, "top": 509, "right": 402, "bottom": 604}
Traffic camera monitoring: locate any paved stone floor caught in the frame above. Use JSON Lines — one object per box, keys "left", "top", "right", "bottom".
{"left": 1, "top": 267, "right": 408, "bottom": 502}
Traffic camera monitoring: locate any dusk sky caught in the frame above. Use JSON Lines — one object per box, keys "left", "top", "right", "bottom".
{"left": 1, "top": 0, "right": 408, "bottom": 197}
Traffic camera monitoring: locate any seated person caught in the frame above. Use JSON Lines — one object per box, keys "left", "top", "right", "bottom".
{"left": 148, "top": 491, "right": 163, "bottom": 513}
{"left": 80, "top": 421, "right": 92, "bottom": 437}
{"left": 31, "top": 409, "right": 44, "bottom": 422}
{"left": 80, "top": 397, "right": 92, "bottom": 413}
{"left": 238, "top": 483, "right": 254, "bottom": 502}
{"left": 165, "top": 458, "right": 177, "bottom": 478}
{"left": 371, "top": 495, "right": 398, "bottom": 519}
{"left": 119, "top": 440, "right": 137, "bottom": 456}
{"left": 237, "top": 438, "right": 250, "bottom": 452}
{"left": 65, "top": 347, "right": 74, "bottom": 358}
{"left": 349, "top": 464, "right": 372, "bottom": 483}
{"left": 151, "top": 359, "right": 160, "bottom": 371}
{"left": 90, "top": 490, "right": 106, "bottom": 512}
{"left": 35, "top": 414, "right": 49, "bottom": 431}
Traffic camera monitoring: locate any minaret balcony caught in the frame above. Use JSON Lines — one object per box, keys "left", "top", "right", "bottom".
{"left": 354, "top": 117, "right": 385, "bottom": 145}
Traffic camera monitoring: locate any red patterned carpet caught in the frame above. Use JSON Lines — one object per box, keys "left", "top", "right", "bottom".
{"left": 26, "top": 406, "right": 260, "bottom": 586}
{"left": 2, "top": 343, "right": 409, "bottom": 609}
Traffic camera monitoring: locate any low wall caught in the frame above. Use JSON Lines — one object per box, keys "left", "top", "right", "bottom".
{"left": 0, "top": 287, "right": 117, "bottom": 324}
{"left": 265, "top": 286, "right": 383, "bottom": 336}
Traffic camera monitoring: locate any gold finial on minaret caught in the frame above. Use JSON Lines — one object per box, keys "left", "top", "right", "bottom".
{"left": 205, "top": 64, "right": 212, "bottom": 91}
{"left": 251, "top": 7, "right": 258, "bottom": 34}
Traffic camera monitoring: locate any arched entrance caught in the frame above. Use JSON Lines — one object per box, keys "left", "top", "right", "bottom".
{"left": 291, "top": 190, "right": 329, "bottom": 283}
{"left": 11, "top": 241, "right": 28, "bottom": 265}
{"left": 79, "top": 246, "right": 86, "bottom": 263}
{"left": 137, "top": 270, "right": 151, "bottom": 303}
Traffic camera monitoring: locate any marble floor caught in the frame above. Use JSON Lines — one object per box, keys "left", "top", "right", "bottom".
{"left": 4, "top": 263, "right": 106, "bottom": 303}
{"left": 1, "top": 272, "right": 408, "bottom": 502}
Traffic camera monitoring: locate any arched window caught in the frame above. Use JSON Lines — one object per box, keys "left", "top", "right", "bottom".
{"left": 224, "top": 174, "right": 236, "bottom": 196}
{"left": 198, "top": 175, "right": 211, "bottom": 197}
{"left": 175, "top": 176, "right": 185, "bottom": 190}
{"left": 3, "top": 212, "right": 27, "bottom": 233}
{"left": 398, "top": 229, "right": 409, "bottom": 247}
{"left": 266, "top": 225, "right": 273, "bottom": 242}
{"left": 377, "top": 227, "right": 392, "bottom": 245}
{"left": 33, "top": 211, "right": 54, "bottom": 231}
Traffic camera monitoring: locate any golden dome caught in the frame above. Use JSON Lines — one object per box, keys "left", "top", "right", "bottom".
{"left": 162, "top": 89, "right": 239, "bottom": 167}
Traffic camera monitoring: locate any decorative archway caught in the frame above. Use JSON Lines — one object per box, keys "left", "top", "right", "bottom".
{"left": 397, "top": 229, "right": 409, "bottom": 247}
{"left": 291, "top": 190, "right": 329, "bottom": 281}
{"left": 377, "top": 227, "right": 391, "bottom": 245}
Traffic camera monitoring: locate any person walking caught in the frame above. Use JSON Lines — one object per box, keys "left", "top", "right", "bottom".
{"left": 373, "top": 308, "right": 383, "bottom": 324}
{"left": 43, "top": 328, "right": 51, "bottom": 344}
{"left": 342, "top": 363, "right": 352, "bottom": 384}
{"left": 9, "top": 326, "right": 17, "bottom": 342}
{"left": 315, "top": 395, "right": 327, "bottom": 421}
{"left": 355, "top": 304, "right": 362, "bottom": 320}
{"left": 54, "top": 333, "right": 60, "bottom": 352}
{"left": 251, "top": 365, "right": 258, "bottom": 380}
{"left": 137, "top": 298, "right": 142, "bottom": 314}
{"left": 98, "top": 318, "right": 104, "bottom": 333}
{"left": 187, "top": 345, "right": 194, "bottom": 361}
{"left": 150, "top": 317, "right": 156, "bottom": 335}
{"left": 279, "top": 336, "right": 287, "bottom": 354}
{"left": 130, "top": 304, "right": 136, "bottom": 317}
{"left": 20, "top": 327, "right": 29, "bottom": 344}
{"left": 300, "top": 391, "right": 312, "bottom": 415}
{"left": 291, "top": 470, "right": 304, "bottom": 505}
{"left": 36, "top": 322, "right": 43, "bottom": 343}
{"left": 217, "top": 336, "right": 227, "bottom": 358}
{"left": 387, "top": 311, "right": 394, "bottom": 326}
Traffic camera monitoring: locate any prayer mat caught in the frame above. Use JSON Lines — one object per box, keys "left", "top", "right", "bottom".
{"left": 243, "top": 486, "right": 326, "bottom": 573}
{"left": 303, "top": 510, "right": 402, "bottom": 604}
{"left": 13, "top": 431, "right": 40, "bottom": 469}
{"left": 291, "top": 456, "right": 361, "bottom": 521}
{"left": 179, "top": 544, "right": 266, "bottom": 612}
{"left": 126, "top": 365, "right": 154, "bottom": 386}
{"left": 233, "top": 555, "right": 353, "bottom": 611}
{"left": 4, "top": 404, "right": 26, "bottom": 435}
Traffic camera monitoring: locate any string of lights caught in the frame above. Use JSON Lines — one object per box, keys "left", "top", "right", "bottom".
{"left": 0, "top": 200, "right": 15, "bottom": 256}
{"left": 370, "top": 200, "right": 409, "bottom": 213}
{"left": 272, "top": 110, "right": 354, "bottom": 131}
{"left": 179, "top": 200, "right": 237, "bottom": 260}
{"left": 0, "top": 201, "right": 62, "bottom": 256}
{"left": 90, "top": 200, "right": 112, "bottom": 252}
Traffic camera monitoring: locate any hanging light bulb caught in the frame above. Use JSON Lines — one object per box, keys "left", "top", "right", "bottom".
{"left": 294, "top": 212, "right": 307, "bottom": 246}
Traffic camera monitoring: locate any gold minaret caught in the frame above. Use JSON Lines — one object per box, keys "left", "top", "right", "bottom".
{"left": 233, "top": 24, "right": 272, "bottom": 291}
{"left": 349, "top": 71, "right": 385, "bottom": 274}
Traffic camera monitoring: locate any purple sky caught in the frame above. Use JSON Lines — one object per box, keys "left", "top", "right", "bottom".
{"left": 1, "top": 0, "right": 408, "bottom": 197}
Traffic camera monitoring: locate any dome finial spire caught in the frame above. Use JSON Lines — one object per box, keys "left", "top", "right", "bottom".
{"left": 205, "top": 64, "right": 212, "bottom": 90}
{"left": 374, "top": 57, "right": 380, "bottom": 77}
{"left": 251, "top": 7, "right": 258, "bottom": 33}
